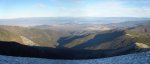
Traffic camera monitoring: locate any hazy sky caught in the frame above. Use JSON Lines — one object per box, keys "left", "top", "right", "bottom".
{"left": 0, "top": 0, "right": 150, "bottom": 19}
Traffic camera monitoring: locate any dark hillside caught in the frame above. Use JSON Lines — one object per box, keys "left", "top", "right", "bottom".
{"left": 0, "top": 41, "right": 143, "bottom": 60}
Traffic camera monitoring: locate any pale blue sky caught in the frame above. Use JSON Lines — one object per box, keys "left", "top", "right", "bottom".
{"left": 0, "top": 0, "right": 150, "bottom": 19}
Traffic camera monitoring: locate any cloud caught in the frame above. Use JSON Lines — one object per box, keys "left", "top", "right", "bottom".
{"left": 46, "top": 1, "right": 150, "bottom": 17}
{"left": 77, "top": 1, "right": 150, "bottom": 17}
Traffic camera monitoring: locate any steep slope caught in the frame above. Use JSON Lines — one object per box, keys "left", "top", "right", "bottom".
{"left": 59, "top": 30, "right": 135, "bottom": 50}
{"left": 0, "top": 28, "right": 22, "bottom": 43}
{"left": 0, "top": 26, "right": 69, "bottom": 47}
{"left": 0, "top": 41, "right": 143, "bottom": 59}
{"left": 0, "top": 27, "right": 38, "bottom": 46}
{"left": 0, "top": 21, "right": 149, "bottom": 49}
{"left": 126, "top": 24, "right": 150, "bottom": 46}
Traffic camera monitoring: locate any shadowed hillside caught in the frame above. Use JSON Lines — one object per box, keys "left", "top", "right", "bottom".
{"left": 0, "top": 21, "right": 149, "bottom": 60}
{"left": 0, "top": 41, "right": 146, "bottom": 60}
{"left": 58, "top": 30, "right": 135, "bottom": 50}
{"left": 0, "top": 25, "right": 136, "bottom": 50}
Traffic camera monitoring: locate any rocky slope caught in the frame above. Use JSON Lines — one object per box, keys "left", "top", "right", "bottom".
{"left": 0, "top": 53, "right": 149, "bottom": 64}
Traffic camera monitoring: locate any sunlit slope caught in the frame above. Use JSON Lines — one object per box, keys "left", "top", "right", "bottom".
{"left": 126, "top": 24, "right": 150, "bottom": 46}
{"left": 0, "top": 26, "right": 69, "bottom": 47}
{"left": 0, "top": 25, "right": 135, "bottom": 50}
{"left": 1, "top": 23, "right": 149, "bottom": 49}
{"left": 0, "top": 28, "right": 22, "bottom": 43}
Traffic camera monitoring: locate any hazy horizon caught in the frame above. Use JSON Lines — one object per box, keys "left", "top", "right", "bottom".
{"left": 0, "top": 17, "right": 149, "bottom": 26}
{"left": 0, "top": 0, "right": 150, "bottom": 26}
{"left": 1, "top": 0, "right": 150, "bottom": 19}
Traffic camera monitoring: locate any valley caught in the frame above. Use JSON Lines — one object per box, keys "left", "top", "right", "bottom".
{"left": 1, "top": 0, "right": 150, "bottom": 63}
{"left": 0, "top": 18, "right": 150, "bottom": 49}
{"left": 0, "top": 17, "right": 149, "bottom": 60}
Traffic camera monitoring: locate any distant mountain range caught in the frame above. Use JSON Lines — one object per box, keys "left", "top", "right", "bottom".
{"left": 0, "top": 17, "right": 149, "bottom": 26}
{"left": 0, "top": 18, "right": 149, "bottom": 50}
{"left": 0, "top": 17, "right": 150, "bottom": 60}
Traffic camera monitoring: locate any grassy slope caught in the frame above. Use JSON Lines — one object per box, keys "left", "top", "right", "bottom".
{"left": 126, "top": 25, "right": 150, "bottom": 46}
{"left": 0, "top": 26, "right": 69, "bottom": 47}
{"left": 1, "top": 25, "right": 147, "bottom": 49}
{"left": 0, "top": 28, "right": 22, "bottom": 43}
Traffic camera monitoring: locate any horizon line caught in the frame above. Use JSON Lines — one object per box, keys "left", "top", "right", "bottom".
{"left": 1, "top": 16, "right": 150, "bottom": 19}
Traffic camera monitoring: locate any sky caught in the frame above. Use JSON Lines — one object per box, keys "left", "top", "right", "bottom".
{"left": 0, "top": 0, "right": 150, "bottom": 19}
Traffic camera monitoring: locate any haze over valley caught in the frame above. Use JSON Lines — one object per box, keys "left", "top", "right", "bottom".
{"left": 0, "top": 17, "right": 150, "bottom": 49}
{"left": 0, "top": 0, "right": 150, "bottom": 64}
